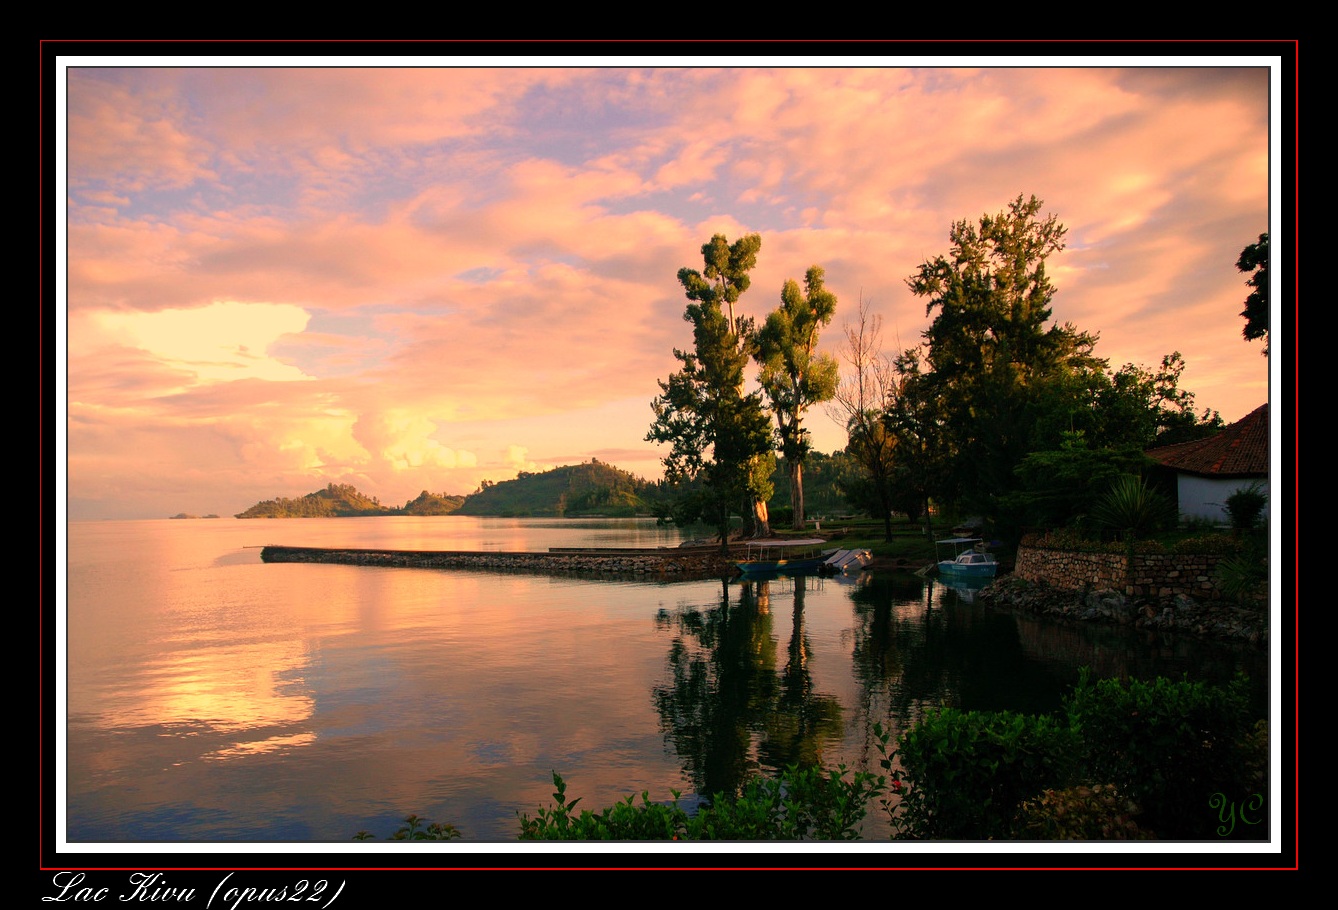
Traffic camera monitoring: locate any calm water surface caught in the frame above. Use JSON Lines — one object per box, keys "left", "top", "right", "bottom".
{"left": 63, "top": 517, "right": 1267, "bottom": 843}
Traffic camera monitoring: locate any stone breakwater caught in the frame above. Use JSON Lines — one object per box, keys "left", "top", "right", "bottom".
{"left": 259, "top": 545, "right": 739, "bottom": 580}
{"left": 978, "top": 575, "right": 1267, "bottom": 646}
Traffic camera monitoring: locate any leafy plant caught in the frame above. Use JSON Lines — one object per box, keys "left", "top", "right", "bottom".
{"left": 692, "top": 764, "right": 884, "bottom": 840}
{"left": 1013, "top": 784, "right": 1150, "bottom": 840}
{"left": 518, "top": 773, "right": 688, "bottom": 840}
{"left": 882, "top": 709, "right": 1079, "bottom": 840}
{"left": 516, "top": 766, "right": 886, "bottom": 841}
{"left": 353, "top": 814, "right": 461, "bottom": 841}
{"left": 1224, "top": 481, "right": 1268, "bottom": 531}
{"left": 1064, "top": 670, "right": 1263, "bottom": 839}
{"left": 1091, "top": 474, "right": 1177, "bottom": 540}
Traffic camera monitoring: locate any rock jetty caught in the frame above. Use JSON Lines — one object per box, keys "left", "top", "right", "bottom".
{"left": 259, "top": 545, "right": 738, "bottom": 580}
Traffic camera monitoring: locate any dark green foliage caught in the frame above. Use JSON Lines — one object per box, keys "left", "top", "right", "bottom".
{"left": 884, "top": 710, "right": 1080, "bottom": 840}
{"left": 765, "top": 449, "right": 861, "bottom": 518}
{"left": 516, "top": 767, "right": 885, "bottom": 841}
{"left": 649, "top": 234, "right": 775, "bottom": 545}
{"left": 884, "top": 673, "right": 1266, "bottom": 840}
{"left": 454, "top": 460, "right": 655, "bottom": 517}
{"left": 1224, "top": 481, "right": 1268, "bottom": 530}
{"left": 755, "top": 266, "right": 840, "bottom": 529}
{"left": 895, "top": 197, "right": 1220, "bottom": 534}
{"left": 400, "top": 490, "right": 467, "bottom": 515}
{"left": 903, "top": 194, "right": 1103, "bottom": 521}
{"left": 236, "top": 462, "right": 655, "bottom": 520}
{"left": 235, "top": 483, "right": 388, "bottom": 518}
{"left": 1004, "top": 433, "right": 1155, "bottom": 532}
{"left": 353, "top": 814, "right": 460, "bottom": 840}
{"left": 1064, "top": 671, "right": 1265, "bottom": 839}
{"left": 1090, "top": 474, "right": 1178, "bottom": 540}
{"left": 1237, "top": 232, "right": 1269, "bottom": 354}
{"left": 517, "top": 773, "right": 687, "bottom": 840}
{"left": 1013, "top": 785, "right": 1151, "bottom": 840}
{"left": 692, "top": 764, "right": 882, "bottom": 840}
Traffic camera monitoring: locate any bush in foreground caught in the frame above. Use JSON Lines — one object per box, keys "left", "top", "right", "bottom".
{"left": 517, "top": 763, "right": 885, "bottom": 841}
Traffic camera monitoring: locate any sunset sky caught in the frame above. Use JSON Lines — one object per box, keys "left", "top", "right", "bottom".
{"left": 59, "top": 58, "right": 1282, "bottom": 521}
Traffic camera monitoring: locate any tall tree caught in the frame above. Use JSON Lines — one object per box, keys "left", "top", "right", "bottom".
{"left": 648, "top": 234, "right": 774, "bottom": 548}
{"left": 755, "top": 266, "right": 840, "bottom": 530}
{"left": 905, "top": 194, "right": 1102, "bottom": 522}
{"left": 829, "top": 296, "right": 900, "bottom": 540}
{"left": 1237, "top": 232, "right": 1269, "bottom": 355}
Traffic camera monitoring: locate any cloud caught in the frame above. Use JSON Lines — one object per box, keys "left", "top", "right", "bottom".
{"left": 87, "top": 301, "right": 313, "bottom": 389}
{"left": 61, "top": 64, "right": 1276, "bottom": 519}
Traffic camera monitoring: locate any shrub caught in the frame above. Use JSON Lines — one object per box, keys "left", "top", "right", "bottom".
{"left": 353, "top": 814, "right": 460, "bottom": 841}
{"left": 1091, "top": 475, "right": 1177, "bottom": 540}
{"left": 886, "top": 709, "right": 1079, "bottom": 840}
{"left": 517, "top": 773, "right": 687, "bottom": 840}
{"left": 516, "top": 766, "right": 886, "bottom": 841}
{"left": 1013, "top": 784, "right": 1151, "bottom": 840}
{"left": 1064, "top": 671, "right": 1263, "bottom": 839}
{"left": 1224, "top": 482, "right": 1268, "bottom": 531}
{"left": 1169, "top": 534, "right": 1243, "bottom": 555}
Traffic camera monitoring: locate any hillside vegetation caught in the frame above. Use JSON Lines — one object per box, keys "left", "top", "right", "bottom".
{"left": 235, "top": 462, "right": 655, "bottom": 519}
{"left": 455, "top": 460, "right": 655, "bottom": 517}
{"left": 235, "top": 483, "right": 395, "bottom": 518}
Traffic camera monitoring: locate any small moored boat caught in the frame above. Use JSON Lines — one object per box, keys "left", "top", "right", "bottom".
{"left": 935, "top": 537, "right": 998, "bottom": 578}
{"left": 736, "top": 538, "right": 829, "bottom": 576}
{"left": 819, "top": 548, "right": 874, "bottom": 576}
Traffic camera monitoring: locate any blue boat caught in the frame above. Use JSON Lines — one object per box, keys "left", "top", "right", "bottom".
{"left": 736, "top": 538, "right": 829, "bottom": 576}
{"left": 935, "top": 538, "right": 998, "bottom": 578}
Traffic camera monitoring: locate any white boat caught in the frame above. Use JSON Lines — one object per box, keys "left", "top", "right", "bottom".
{"left": 819, "top": 548, "right": 873, "bottom": 576}
{"left": 935, "top": 537, "right": 998, "bottom": 578}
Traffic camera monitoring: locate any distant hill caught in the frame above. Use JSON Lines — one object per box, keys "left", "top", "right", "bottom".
{"left": 401, "top": 490, "right": 467, "bottom": 515}
{"left": 235, "top": 483, "right": 392, "bottom": 518}
{"left": 455, "top": 460, "right": 656, "bottom": 517}
{"left": 234, "top": 463, "right": 656, "bottom": 518}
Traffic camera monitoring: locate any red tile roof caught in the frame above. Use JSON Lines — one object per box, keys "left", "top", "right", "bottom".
{"left": 1146, "top": 404, "right": 1269, "bottom": 477}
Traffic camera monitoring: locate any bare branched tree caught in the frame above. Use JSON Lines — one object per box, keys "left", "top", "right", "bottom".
{"left": 828, "top": 295, "right": 900, "bottom": 540}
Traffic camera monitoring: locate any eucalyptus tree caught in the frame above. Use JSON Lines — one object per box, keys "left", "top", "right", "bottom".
{"left": 755, "top": 266, "right": 840, "bottom": 530}
{"left": 648, "top": 233, "right": 775, "bottom": 546}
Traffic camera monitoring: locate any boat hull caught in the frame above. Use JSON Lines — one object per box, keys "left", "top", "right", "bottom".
{"left": 737, "top": 556, "right": 826, "bottom": 575}
{"left": 937, "top": 560, "right": 997, "bottom": 578}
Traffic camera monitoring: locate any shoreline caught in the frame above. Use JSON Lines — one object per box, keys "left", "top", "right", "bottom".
{"left": 976, "top": 574, "right": 1268, "bottom": 646}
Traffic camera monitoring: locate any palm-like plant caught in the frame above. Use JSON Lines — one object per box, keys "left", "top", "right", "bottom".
{"left": 1091, "top": 475, "right": 1176, "bottom": 540}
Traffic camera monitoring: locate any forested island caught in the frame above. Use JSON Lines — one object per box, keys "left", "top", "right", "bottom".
{"left": 234, "top": 460, "right": 656, "bottom": 519}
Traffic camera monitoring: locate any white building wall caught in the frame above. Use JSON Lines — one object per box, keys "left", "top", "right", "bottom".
{"left": 1177, "top": 474, "right": 1270, "bottom": 525}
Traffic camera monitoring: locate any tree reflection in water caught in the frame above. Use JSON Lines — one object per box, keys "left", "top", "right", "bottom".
{"left": 654, "top": 576, "right": 843, "bottom": 798}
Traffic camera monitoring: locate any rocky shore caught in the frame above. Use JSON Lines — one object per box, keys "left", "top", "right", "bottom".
{"left": 977, "top": 574, "right": 1269, "bottom": 646}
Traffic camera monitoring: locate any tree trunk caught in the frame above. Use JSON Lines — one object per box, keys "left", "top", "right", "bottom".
{"left": 717, "top": 503, "right": 732, "bottom": 554}
{"left": 742, "top": 493, "right": 772, "bottom": 539}
{"left": 790, "top": 459, "right": 805, "bottom": 531}
{"left": 878, "top": 488, "right": 893, "bottom": 541}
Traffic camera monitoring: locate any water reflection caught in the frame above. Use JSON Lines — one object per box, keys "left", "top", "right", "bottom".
{"left": 654, "top": 576, "right": 845, "bottom": 798}
{"left": 65, "top": 519, "right": 1269, "bottom": 842}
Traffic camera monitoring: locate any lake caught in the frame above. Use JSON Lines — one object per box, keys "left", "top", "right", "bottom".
{"left": 61, "top": 516, "right": 1269, "bottom": 845}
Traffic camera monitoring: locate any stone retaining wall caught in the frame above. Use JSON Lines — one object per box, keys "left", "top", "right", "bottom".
{"left": 260, "top": 545, "right": 738, "bottom": 579}
{"left": 1014, "top": 545, "right": 1232, "bottom": 599}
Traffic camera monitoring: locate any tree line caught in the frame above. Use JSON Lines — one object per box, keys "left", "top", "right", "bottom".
{"left": 648, "top": 195, "right": 1266, "bottom": 546}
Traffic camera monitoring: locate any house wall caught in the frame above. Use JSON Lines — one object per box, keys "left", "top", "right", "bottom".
{"left": 1177, "top": 475, "right": 1270, "bottom": 525}
{"left": 1015, "top": 544, "right": 1235, "bottom": 599}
